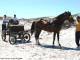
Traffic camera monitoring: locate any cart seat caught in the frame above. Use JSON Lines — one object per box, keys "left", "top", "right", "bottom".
{"left": 9, "top": 25, "right": 24, "bottom": 32}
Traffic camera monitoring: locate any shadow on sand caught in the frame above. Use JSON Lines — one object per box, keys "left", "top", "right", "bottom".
{"left": 12, "top": 40, "right": 31, "bottom": 45}
{"left": 39, "top": 44, "right": 80, "bottom": 51}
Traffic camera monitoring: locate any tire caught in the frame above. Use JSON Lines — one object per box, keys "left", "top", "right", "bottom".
{"left": 24, "top": 33, "right": 31, "bottom": 42}
{"left": 9, "top": 36, "right": 16, "bottom": 45}
{"left": 1, "top": 30, "right": 6, "bottom": 41}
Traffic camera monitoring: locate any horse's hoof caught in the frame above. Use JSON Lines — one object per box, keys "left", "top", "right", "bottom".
{"left": 59, "top": 44, "right": 62, "bottom": 48}
{"left": 59, "top": 46, "right": 64, "bottom": 49}
{"left": 3, "top": 40, "right": 7, "bottom": 42}
{"left": 59, "top": 46, "right": 62, "bottom": 49}
{"left": 36, "top": 43, "right": 41, "bottom": 45}
{"left": 38, "top": 43, "right": 41, "bottom": 45}
{"left": 52, "top": 45, "right": 55, "bottom": 47}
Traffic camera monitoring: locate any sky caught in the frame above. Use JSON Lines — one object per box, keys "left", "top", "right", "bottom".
{"left": 0, "top": 0, "right": 80, "bottom": 18}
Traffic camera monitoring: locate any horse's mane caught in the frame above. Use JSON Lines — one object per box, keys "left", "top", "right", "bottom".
{"left": 51, "top": 11, "right": 71, "bottom": 26}
{"left": 56, "top": 12, "right": 67, "bottom": 20}
{"left": 56, "top": 11, "right": 71, "bottom": 20}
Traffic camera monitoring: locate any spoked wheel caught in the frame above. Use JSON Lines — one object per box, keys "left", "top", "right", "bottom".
{"left": 2, "top": 30, "right": 6, "bottom": 41}
{"left": 24, "top": 33, "right": 31, "bottom": 42}
{"left": 9, "top": 35, "right": 16, "bottom": 45}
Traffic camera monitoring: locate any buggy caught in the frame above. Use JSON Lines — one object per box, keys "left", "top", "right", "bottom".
{"left": 1, "top": 21, "right": 31, "bottom": 44}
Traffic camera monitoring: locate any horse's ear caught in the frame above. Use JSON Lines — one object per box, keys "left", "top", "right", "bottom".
{"left": 68, "top": 11, "right": 69, "bottom": 13}
{"left": 67, "top": 11, "right": 70, "bottom": 13}
{"left": 67, "top": 11, "right": 71, "bottom": 16}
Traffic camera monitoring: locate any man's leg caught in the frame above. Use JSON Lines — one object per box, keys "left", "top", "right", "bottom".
{"left": 75, "top": 32, "right": 80, "bottom": 47}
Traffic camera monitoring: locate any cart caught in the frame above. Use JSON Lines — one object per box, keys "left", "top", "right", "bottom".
{"left": 2, "top": 23, "right": 31, "bottom": 44}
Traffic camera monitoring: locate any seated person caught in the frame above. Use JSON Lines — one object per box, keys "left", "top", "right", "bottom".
{"left": 10, "top": 14, "right": 19, "bottom": 25}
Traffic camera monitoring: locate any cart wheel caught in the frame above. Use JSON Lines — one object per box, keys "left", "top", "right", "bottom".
{"left": 24, "top": 33, "right": 30, "bottom": 42}
{"left": 9, "top": 36, "right": 16, "bottom": 45}
{"left": 1, "top": 30, "right": 6, "bottom": 41}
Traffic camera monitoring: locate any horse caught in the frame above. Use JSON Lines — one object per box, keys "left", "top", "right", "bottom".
{"left": 31, "top": 11, "right": 74, "bottom": 48}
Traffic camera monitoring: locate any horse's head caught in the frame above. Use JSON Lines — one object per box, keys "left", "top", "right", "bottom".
{"left": 65, "top": 11, "right": 74, "bottom": 24}
{"left": 60, "top": 11, "right": 74, "bottom": 24}
{"left": 68, "top": 16, "right": 74, "bottom": 24}
{"left": 63, "top": 11, "right": 71, "bottom": 19}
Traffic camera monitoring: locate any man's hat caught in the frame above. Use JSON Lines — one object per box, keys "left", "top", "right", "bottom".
{"left": 4, "top": 15, "right": 6, "bottom": 16}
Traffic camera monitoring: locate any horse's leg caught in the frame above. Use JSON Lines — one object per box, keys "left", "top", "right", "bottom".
{"left": 35, "top": 30, "right": 41, "bottom": 45}
{"left": 53, "top": 32, "right": 56, "bottom": 46}
{"left": 57, "top": 32, "right": 61, "bottom": 48}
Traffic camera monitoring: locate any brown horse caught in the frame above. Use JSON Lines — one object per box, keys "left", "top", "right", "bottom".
{"left": 31, "top": 11, "right": 74, "bottom": 48}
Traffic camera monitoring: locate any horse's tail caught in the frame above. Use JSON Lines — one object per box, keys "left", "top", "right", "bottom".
{"left": 31, "top": 21, "right": 35, "bottom": 36}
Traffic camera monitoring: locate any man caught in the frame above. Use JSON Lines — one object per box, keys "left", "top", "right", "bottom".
{"left": 12, "top": 14, "right": 19, "bottom": 24}
{"left": 2, "top": 15, "right": 8, "bottom": 30}
{"left": 3, "top": 15, "right": 8, "bottom": 24}
{"left": 75, "top": 16, "right": 80, "bottom": 48}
